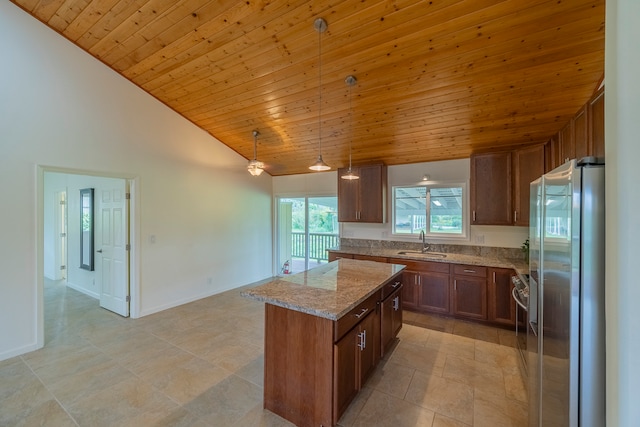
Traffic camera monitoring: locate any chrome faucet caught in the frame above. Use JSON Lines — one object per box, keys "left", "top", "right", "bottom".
{"left": 419, "top": 230, "right": 430, "bottom": 253}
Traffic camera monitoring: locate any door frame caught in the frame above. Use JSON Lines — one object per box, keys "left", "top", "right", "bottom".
{"left": 36, "top": 165, "right": 140, "bottom": 348}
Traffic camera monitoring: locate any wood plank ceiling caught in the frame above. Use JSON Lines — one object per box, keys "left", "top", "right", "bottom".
{"left": 12, "top": 0, "right": 605, "bottom": 176}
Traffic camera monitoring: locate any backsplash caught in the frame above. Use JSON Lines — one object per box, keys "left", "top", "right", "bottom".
{"left": 339, "top": 238, "right": 524, "bottom": 260}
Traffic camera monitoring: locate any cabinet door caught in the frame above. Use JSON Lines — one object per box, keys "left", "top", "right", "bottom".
{"left": 574, "top": 105, "right": 589, "bottom": 160}
{"left": 452, "top": 276, "right": 487, "bottom": 320}
{"left": 358, "top": 165, "right": 386, "bottom": 223}
{"left": 358, "top": 311, "right": 379, "bottom": 385}
{"left": 391, "top": 290, "right": 403, "bottom": 338}
{"left": 380, "top": 287, "right": 402, "bottom": 358}
{"left": 337, "top": 164, "right": 386, "bottom": 223}
{"left": 418, "top": 271, "right": 450, "bottom": 314}
{"left": 545, "top": 133, "right": 561, "bottom": 172}
{"left": 470, "top": 152, "right": 512, "bottom": 225}
{"left": 401, "top": 271, "right": 419, "bottom": 310}
{"left": 559, "top": 119, "right": 575, "bottom": 164}
{"left": 337, "top": 169, "right": 359, "bottom": 222}
{"left": 589, "top": 88, "right": 605, "bottom": 158}
{"left": 488, "top": 268, "right": 516, "bottom": 326}
{"left": 334, "top": 326, "right": 359, "bottom": 418}
{"left": 513, "top": 144, "right": 545, "bottom": 226}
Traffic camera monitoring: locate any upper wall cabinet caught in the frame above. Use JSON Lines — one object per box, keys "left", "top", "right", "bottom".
{"left": 588, "top": 87, "right": 605, "bottom": 158}
{"left": 338, "top": 164, "right": 387, "bottom": 223}
{"left": 470, "top": 152, "right": 512, "bottom": 225}
{"left": 513, "top": 144, "right": 545, "bottom": 227}
{"left": 471, "top": 146, "right": 544, "bottom": 227}
{"left": 545, "top": 86, "right": 605, "bottom": 173}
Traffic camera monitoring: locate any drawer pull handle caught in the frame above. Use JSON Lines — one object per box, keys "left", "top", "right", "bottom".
{"left": 357, "top": 330, "right": 366, "bottom": 351}
{"left": 392, "top": 281, "right": 401, "bottom": 288}
{"left": 463, "top": 269, "right": 476, "bottom": 273}
{"left": 354, "top": 308, "right": 369, "bottom": 319}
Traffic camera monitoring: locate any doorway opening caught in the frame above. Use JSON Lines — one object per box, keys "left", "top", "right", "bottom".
{"left": 38, "top": 167, "right": 139, "bottom": 348}
{"left": 276, "top": 196, "right": 338, "bottom": 275}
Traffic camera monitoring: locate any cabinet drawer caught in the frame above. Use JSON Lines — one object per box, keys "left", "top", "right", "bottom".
{"left": 328, "top": 251, "right": 354, "bottom": 262}
{"left": 353, "top": 254, "right": 388, "bottom": 263}
{"left": 452, "top": 264, "right": 487, "bottom": 278}
{"left": 334, "top": 292, "right": 379, "bottom": 342}
{"left": 387, "top": 258, "right": 450, "bottom": 274}
{"left": 381, "top": 278, "right": 403, "bottom": 300}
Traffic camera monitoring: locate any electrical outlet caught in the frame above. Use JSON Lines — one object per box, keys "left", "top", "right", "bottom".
{"left": 475, "top": 234, "right": 485, "bottom": 244}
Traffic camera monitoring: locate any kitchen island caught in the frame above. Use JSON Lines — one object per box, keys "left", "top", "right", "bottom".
{"left": 242, "top": 258, "right": 405, "bottom": 427}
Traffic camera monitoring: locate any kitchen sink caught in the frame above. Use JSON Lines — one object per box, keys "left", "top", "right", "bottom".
{"left": 396, "top": 251, "right": 447, "bottom": 258}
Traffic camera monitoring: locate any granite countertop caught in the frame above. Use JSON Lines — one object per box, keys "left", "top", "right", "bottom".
{"left": 329, "top": 246, "right": 529, "bottom": 276}
{"left": 241, "top": 258, "right": 405, "bottom": 321}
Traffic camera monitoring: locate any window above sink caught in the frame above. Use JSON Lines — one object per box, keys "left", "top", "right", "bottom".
{"left": 392, "top": 182, "right": 469, "bottom": 240}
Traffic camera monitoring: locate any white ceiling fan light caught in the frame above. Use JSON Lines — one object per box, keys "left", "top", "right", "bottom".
{"left": 247, "top": 130, "right": 264, "bottom": 176}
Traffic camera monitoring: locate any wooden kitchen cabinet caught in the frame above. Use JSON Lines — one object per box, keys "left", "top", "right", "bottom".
{"left": 338, "top": 164, "right": 387, "bottom": 223}
{"left": 559, "top": 119, "right": 575, "bottom": 164}
{"left": 328, "top": 251, "right": 354, "bottom": 262}
{"left": 353, "top": 254, "right": 388, "bottom": 262}
{"left": 488, "top": 268, "right": 516, "bottom": 326}
{"left": 334, "top": 310, "right": 379, "bottom": 418}
{"left": 417, "top": 271, "right": 451, "bottom": 315}
{"left": 513, "top": 144, "right": 545, "bottom": 226}
{"left": 470, "top": 152, "right": 512, "bottom": 225}
{"left": 400, "top": 271, "right": 419, "bottom": 310}
{"left": 574, "top": 105, "right": 589, "bottom": 160}
{"left": 389, "top": 258, "right": 450, "bottom": 315}
{"left": 380, "top": 286, "right": 403, "bottom": 358}
{"left": 588, "top": 87, "right": 605, "bottom": 158}
{"left": 545, "top": 133, "right": 562, "bottom": 173}
{"left": 451, "top": 265, "right": 487, "bottom": 320}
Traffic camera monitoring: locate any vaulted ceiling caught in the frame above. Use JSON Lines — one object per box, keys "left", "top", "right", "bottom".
{"left": 12, "top": 0, "right": 605, "bottom": 176}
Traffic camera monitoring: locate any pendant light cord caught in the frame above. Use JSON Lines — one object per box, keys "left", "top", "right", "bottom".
{"left": 318, "top": 23, "right": 323, "bottom": 157}
{"left": 253, "top": 131, "right": 258, "bottom": 160}
{"left": 348, "top": 80, "right": 353, "bottom": 170}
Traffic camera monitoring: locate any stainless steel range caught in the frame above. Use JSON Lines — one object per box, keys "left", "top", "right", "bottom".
{"left": 511, "top": 271, "right": 529, "bottom": 373}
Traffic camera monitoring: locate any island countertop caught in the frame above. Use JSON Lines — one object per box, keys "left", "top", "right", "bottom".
{"left": 241, "top": 258, "right": 405, "bottom": 321}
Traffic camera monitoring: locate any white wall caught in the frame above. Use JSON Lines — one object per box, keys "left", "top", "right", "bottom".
{"left": 0, "top": 3, "right": 273, "bottom": 361}
{"left": 606, "top": 0, "right": 640, "bottom": 425}
{"left": 273, "top": 159, "right": 528, "bottom": 248}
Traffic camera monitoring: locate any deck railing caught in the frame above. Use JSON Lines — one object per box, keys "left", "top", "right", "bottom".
{"left": 291, "top": 232, "right": 339, "bottom": 262}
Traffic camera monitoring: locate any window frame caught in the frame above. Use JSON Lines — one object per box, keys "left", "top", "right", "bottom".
{"left": 391, "top": 181, "right": 469, "bottom": 240}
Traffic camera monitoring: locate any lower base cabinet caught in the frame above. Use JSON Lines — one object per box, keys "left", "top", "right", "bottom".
{"left": 418, "top": 271, "right": 451, "bottom": 314}
{"left": 488, "top": 267, "right": 516, "bottom": 326}
{"left": 381, "top": 286, "right": 403, "bottom": 357}
{"left": 451, "top": 264, "right": 488, "bottom": 320}
{"left": 334, "top": 310, "right": 379, "bottom": 418}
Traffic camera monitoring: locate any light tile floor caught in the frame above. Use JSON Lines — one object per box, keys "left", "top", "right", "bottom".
{"left": 0, "top": 279, "right": 528, "bottom": 426}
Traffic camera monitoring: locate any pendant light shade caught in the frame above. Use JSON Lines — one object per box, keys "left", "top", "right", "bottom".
{"left": 341, "top": 75, "right": 360, "bottom": 180}
{"left": 309, "top": 18, "right": 331, "bottom": 172}
{"left": 247, "top": 130, "right": 264, "bottom": 176}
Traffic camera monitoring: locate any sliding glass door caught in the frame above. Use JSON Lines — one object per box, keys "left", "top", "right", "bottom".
{"left": 276, "top": 196, "right": 338, "bottom": 275}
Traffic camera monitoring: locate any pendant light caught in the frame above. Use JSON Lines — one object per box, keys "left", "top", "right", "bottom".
{"left": 309, "top": 18, "right": 331, "bottom": 171}
{"left": 341, "top": 75, "right": 359, "bottom": 180}
{"left": 247, "top": 130, "right": 264, "bottom": 176}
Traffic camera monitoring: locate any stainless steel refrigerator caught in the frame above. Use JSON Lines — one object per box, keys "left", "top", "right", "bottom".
{"left": 528, "top": 158, "right": 605, "bottom": 427}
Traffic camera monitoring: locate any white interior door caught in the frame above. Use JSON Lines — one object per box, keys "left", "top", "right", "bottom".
{"left": 97, "top": 180, "right": 129, "bottom": 317}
